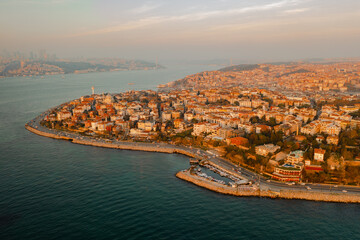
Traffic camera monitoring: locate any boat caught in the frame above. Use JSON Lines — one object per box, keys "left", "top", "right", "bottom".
{"left": 190, "top": 158, "right": 199, "bottom": 165}
{"left": 128, "top": 83, "right": 135, "bottom": 85}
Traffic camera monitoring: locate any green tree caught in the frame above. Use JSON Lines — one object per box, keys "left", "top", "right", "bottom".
{"left": 278, "top": 103, "right": 285, "bottom": 109}
{"left": 268, "top": 117, "right": 277, "bottom": 127}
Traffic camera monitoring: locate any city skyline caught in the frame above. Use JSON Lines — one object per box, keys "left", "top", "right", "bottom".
{"left": 1, "top": 0, "right": 360, "bottom": 61}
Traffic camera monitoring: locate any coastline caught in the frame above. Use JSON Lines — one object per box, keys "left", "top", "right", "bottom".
{"left": 176, "top": 170, "right": 360, "bottom": 203}
{"left": 25, "top": 124, "right": 201, "bottom": 159}
{"left": 0, "top": 64, "right": 162, "bottom": 80}
{"left": 25, "top": 116, "right": 360, "bottom": 204}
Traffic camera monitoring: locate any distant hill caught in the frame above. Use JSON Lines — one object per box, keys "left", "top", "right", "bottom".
{"left": 219, "top": 64, "right": 260, "bottom": 72}
{"left": 277, "top": 68, "right": 310, "bottom": 78}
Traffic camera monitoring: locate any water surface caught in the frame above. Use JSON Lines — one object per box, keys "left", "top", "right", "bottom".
{"left": 0, "top": 64, "right": 359, "bottom": 240}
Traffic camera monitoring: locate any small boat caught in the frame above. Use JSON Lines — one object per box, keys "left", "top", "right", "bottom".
{"left": 128, "top": 83, "right": 135, "bottom": 85}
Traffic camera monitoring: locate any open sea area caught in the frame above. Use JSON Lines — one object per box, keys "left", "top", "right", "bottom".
{"left": 1, "top": 64, "right": 360, "bottom": 240}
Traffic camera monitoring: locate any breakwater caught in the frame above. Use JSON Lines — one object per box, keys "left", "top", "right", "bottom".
{"left": 176, "top": 170, "right": 260, "bottom": 197}
{"left": 176, "top": 170, "right": 360, "bottom": 203}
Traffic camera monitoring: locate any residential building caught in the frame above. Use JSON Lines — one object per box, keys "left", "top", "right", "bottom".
{"left": 255, "top": 144, "right": 280, "bottom": 157}
{"left": 314, "top": 148, "right": 326, "bottom": 162}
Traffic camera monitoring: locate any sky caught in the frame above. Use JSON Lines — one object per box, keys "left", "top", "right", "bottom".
{"left": 1, "top": 0, "right": 360, "bottom": 62}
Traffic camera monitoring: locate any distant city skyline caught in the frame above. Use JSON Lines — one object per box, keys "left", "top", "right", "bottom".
{"left": 1, "top": 0, "right": 359, "bottom": 62}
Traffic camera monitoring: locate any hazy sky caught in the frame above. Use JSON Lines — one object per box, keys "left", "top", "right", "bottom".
{"left": 1, "top": 0, "right": 360, "bottom": 62}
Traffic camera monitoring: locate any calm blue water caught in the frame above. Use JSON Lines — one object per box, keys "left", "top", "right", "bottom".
{"left": 0, "top": 65, "right": 360, "bottom": 240}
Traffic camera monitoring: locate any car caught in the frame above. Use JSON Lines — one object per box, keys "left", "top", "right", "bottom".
{"left": 266, "top": 180, "right": 271, "bottom": 182}
{"left": 306, "top": 186, "right": 311, "bottom": 190}
{"left": 300, "top": 183, "right": 305, "bottom": 186}
{"left": 334, "top": 185, "right": 338, "bottom": 187}
{"left": 342, "top": 190, "right": 347, "bottom": 193}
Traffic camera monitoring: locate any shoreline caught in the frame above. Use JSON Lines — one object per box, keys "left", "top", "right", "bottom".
{"left": 0, "top": 66, "right": 162, "bottom": 80}
{"left": 25, "top": 116, "right": 360, "bottom": 204}
{"left": 25, "top": 124, "right": 201, "bottom": 159}
{"left": 176, "top": 170, "right": 360, "bottom": 203}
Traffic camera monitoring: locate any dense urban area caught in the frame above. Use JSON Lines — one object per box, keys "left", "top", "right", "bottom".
{"left": 39, "top": 62, "right": 360, "bottom": 186}
{"left": 0, "top": 50, "right": 160, "bottom": 77}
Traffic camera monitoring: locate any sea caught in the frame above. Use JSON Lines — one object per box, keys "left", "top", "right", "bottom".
{"left": 0, "top": 64, "right": 359, "bottom": 240}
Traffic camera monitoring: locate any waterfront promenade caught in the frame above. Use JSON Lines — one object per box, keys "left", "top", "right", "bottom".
{"left": 25, "top": 110, "right": 360, "bottom": 203}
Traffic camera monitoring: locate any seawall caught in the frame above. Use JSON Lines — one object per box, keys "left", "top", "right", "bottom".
{"left": 176, "top": 170, "right": 261, "bottom": 197}
{"left": 176, "top": 170, "right": 360, "bottom": 203}
{"left": 25, "top": 124, "right": 199, "bottom": 158}
{"left": 25, "top": 124, "right": 72, "bottom": 140}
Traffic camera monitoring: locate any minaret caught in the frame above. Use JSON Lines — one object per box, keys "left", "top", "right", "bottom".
{"left": 91, "top": 86, "right": 95, "bottom": 95}
{"left": 296, "top": 124, "right": 299, "bottom": 136}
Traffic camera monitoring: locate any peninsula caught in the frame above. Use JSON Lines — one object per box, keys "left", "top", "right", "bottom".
{"left": 26, "top": 62, "right": 360, "bottom": 203}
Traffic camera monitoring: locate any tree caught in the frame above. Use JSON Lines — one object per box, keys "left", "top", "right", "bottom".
{"left": 268, "top": 117, "right": 277, "bottom": 127}
{"left": 213, "top": 141, "right": 220, "bottom": 147}
{"left": 191, "top": 118, "right": 199, "bottom": 124}
{"left": 141, "top": 98, "right": 149, "bottom": 104}
{"left": 165, "top": 120, "right": 174, "bottom": 129}
{"left": 291, "top": 143, "right": 299, "bottom": 151}
{"left": 260, "top": 115, "right": 266, "bottom": 123}
{"left": 342, "top": 149, "right": 353, "bottom": 160}
{"left": 312, "top": 140, "right": 319, "bottom": 148}
{"left": 250, "top": 116, "right": 260, "bottom": 124}
{"left": 262, "top": 97, "right": 273, "bottom": 106}
{"left": 278, "top": 103, "right": 285, "bottom": 109}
